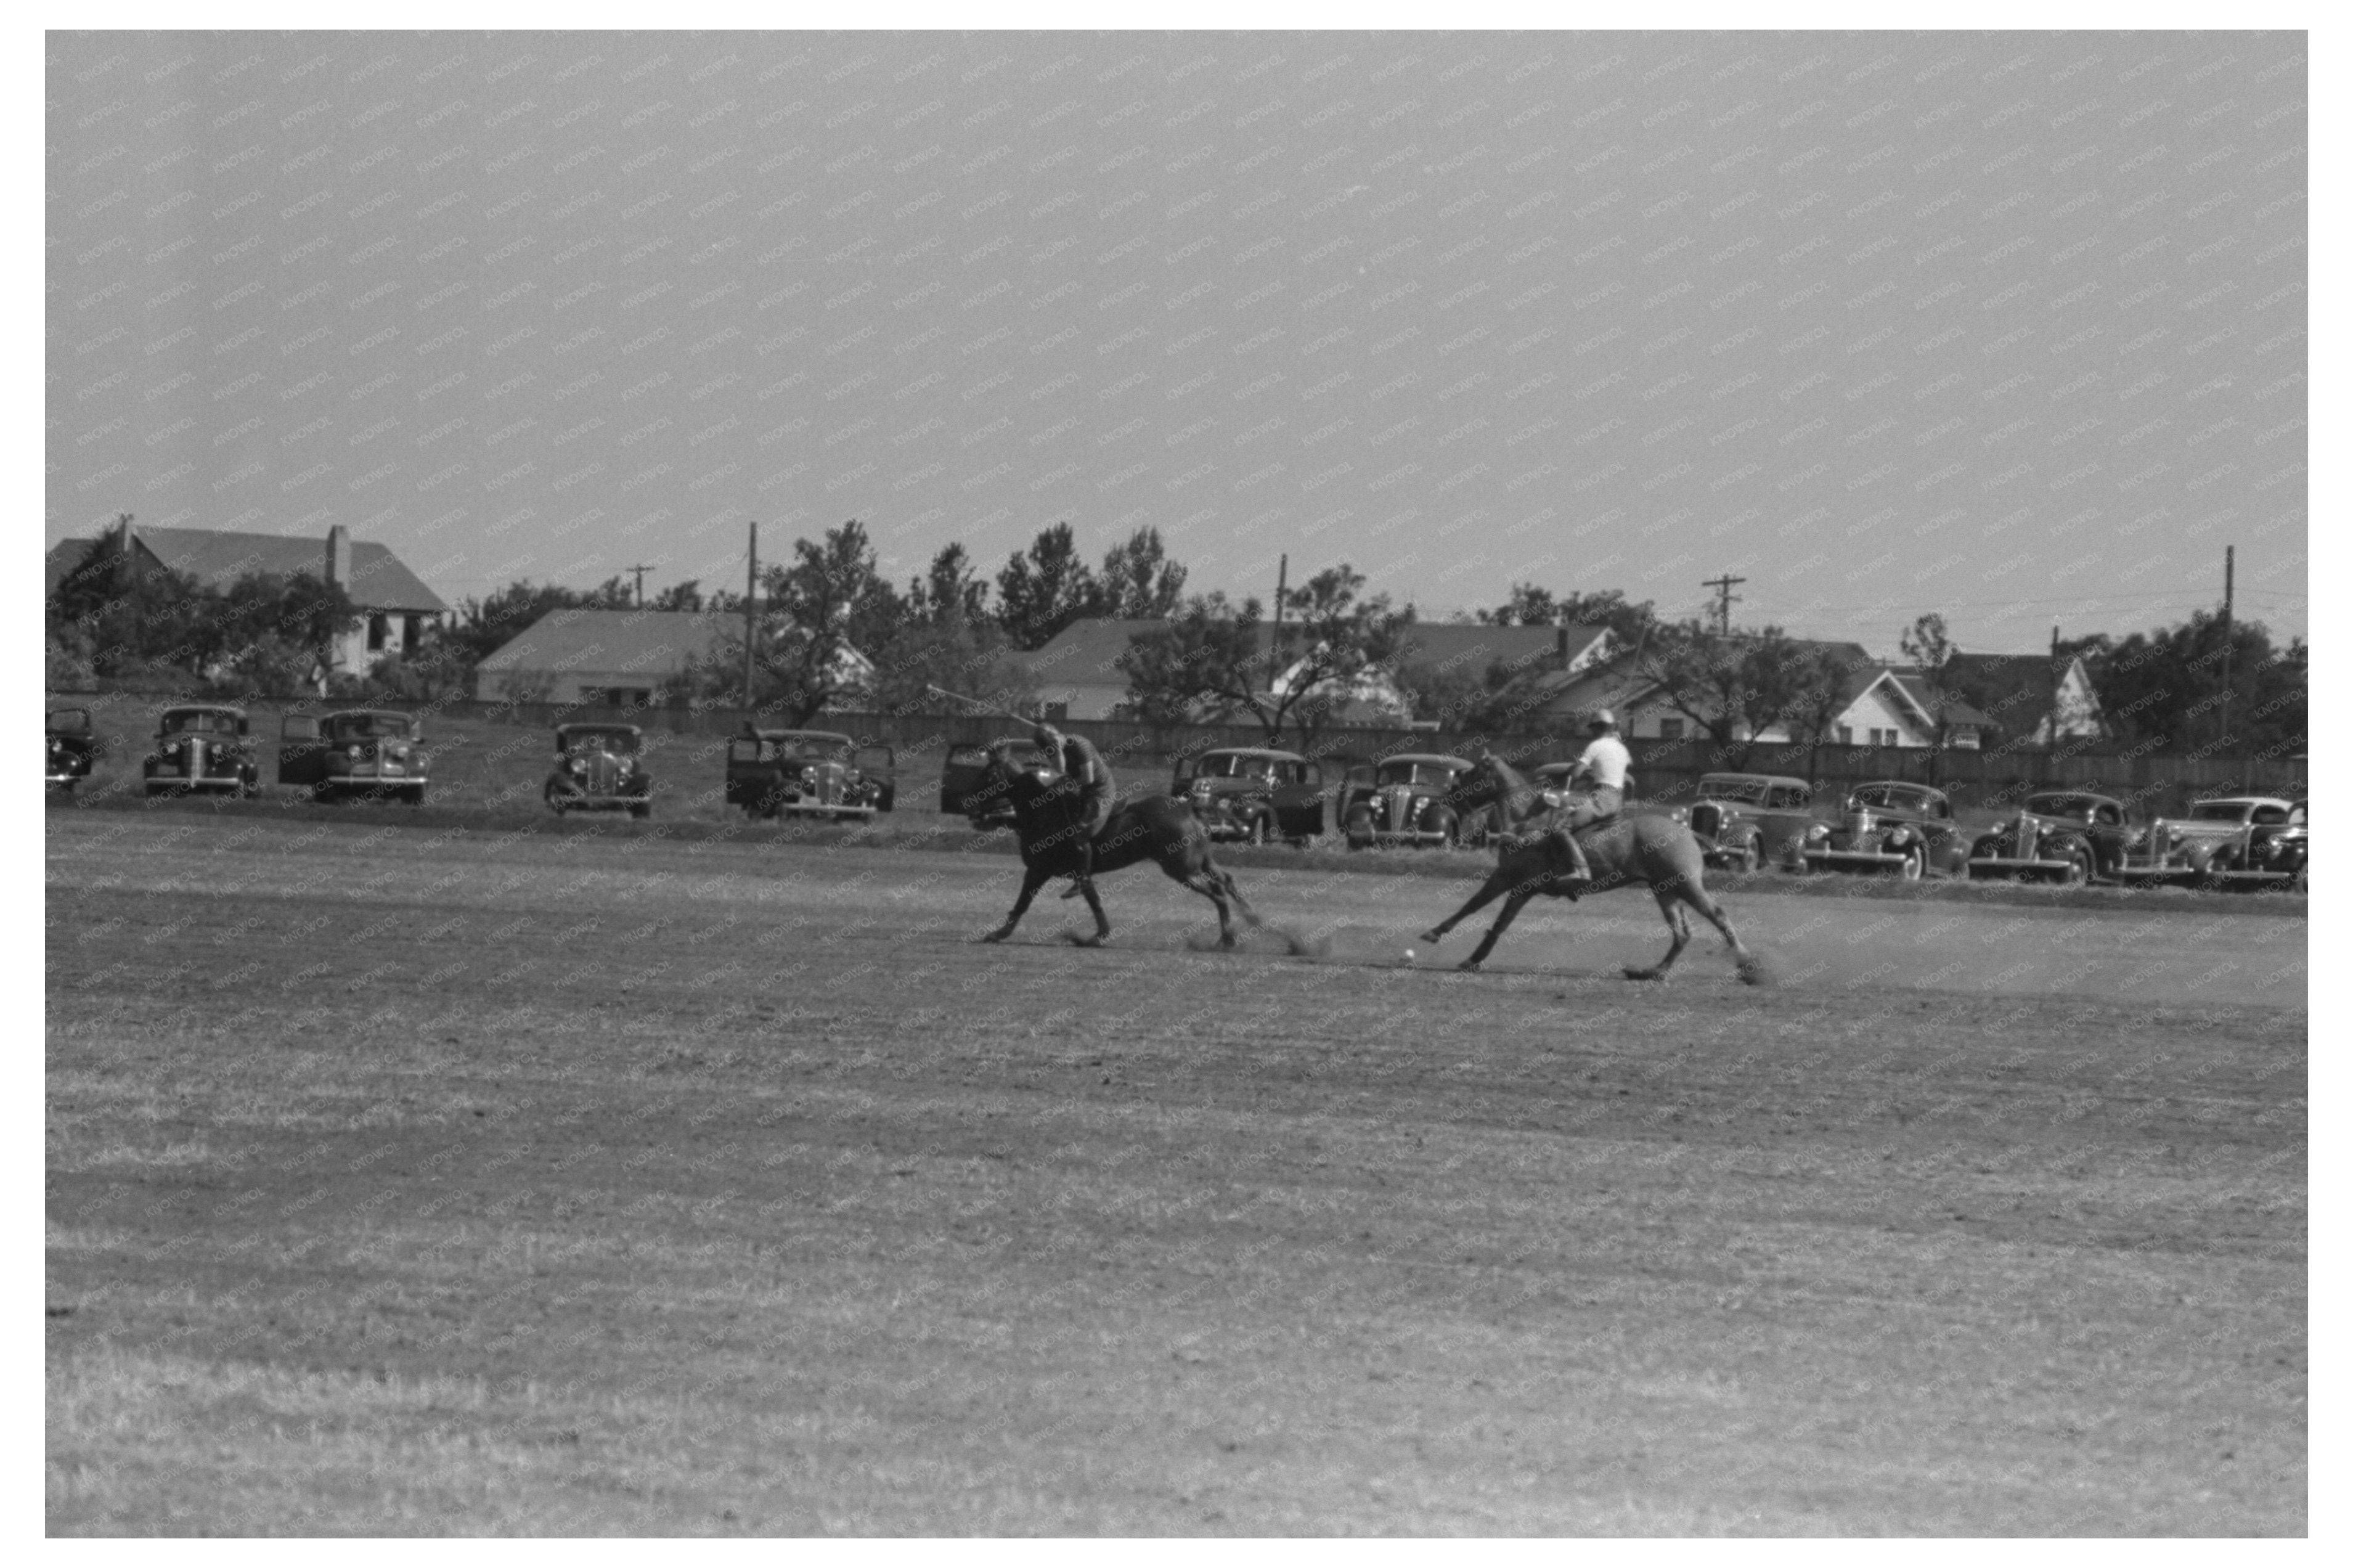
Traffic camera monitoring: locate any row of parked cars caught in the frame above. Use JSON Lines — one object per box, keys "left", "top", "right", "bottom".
{"left": 47, "top": 708, "right": 2308, "bottom": 891}
{"left": 939, "top": 743, "right": 2308, "bottom": 891}
{"left": 43, "top": 703, "right": 895, "bottom": 825}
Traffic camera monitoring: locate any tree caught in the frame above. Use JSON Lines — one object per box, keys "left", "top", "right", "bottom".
{"left": 1895, "top": 613, "right": 1965, "bottom": 783}
{"left": 1477, "top": 584, "right": 1656, "bottom": 647}
{"left": 1118, "top": 563, "right": 1407, "bottom": 742}
{"left": 648, "top": 579, "right": 706, "bottom": 613}
{"left": 1095, "top": 526, "right": 1189, "bottom": 619}
{"left": 444, "top": 579, "right": 605, "bottom": 668}
{"left": 908, "top": 542, "right": 990, "bottom": 626}
{"left": 1638, "top": 621, "right": 1807, "bottom": 769}
{"left": 1782, "top": 643, "right": 1868, "bottom": 785}
{"left": 2078, "top": 613, "right": 2306, "bottom": 757}
{"left": 995, "top": 521, "right": 1098, "bottom": 650}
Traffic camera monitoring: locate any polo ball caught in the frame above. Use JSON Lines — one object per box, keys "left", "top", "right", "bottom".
{"left": 1401, "top": 948, "right": 1416, "bottom": 962}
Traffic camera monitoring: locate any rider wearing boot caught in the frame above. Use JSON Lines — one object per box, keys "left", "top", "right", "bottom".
{"left": 1550, "top": 709, "right": 1632, "bottom": 885}
{"left": 1032, "top": 722, "right": 1116, "bottom": 897}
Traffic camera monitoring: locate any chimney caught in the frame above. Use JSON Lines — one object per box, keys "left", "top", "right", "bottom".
{"left": 1556, "top": 624, "right": 1570, "bottom": 667}
{"left": 325, "top": 524, "right": 351, "bottom": 589}
{"left": 115, "top": 513, "right": 137, "bottom": 587}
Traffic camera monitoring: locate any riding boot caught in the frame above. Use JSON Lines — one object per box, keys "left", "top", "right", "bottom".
{"left": 1060, "top": 836, "right": 1096, "bottom": 900}
{"left": 1547, "top": 827, "right": 1594, "bottom": 894}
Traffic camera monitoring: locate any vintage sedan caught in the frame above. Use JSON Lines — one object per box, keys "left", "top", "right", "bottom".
{"left": 1658, "top": 772, "right": 1814, "bottom": 873}
{"left": 2116, "top": 795, "right": 2302, "bottom": 888}
{"left": 46, "top": 706, "right": 99, "bottom": 791}
{"left": 1339, "top": 753, "right": 1480, "bottom": 850}
{"left": 1172, "top": 747, "right": 1327, "bottom": 844}
{"left": 1967, "top": 791, "right": 2137, "bottom": 883}
{"left": 1800, "top": 780, "right": 1969, "bottom": 879}
{"left": 725, "top": 729, "right": 894, "bottom": 821}
{"left": 545, "top": 722, "right": 653, "bottom": 817}
{"left": 141, "top": 704, "right": 260, "bottom": 798}
{"left": 278, "top": 709, "right": 428, "bottom": 804}
{"left": 940, "top": 738, "right": 1044, "bottom": 828}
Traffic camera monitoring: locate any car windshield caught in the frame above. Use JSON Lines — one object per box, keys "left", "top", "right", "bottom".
{"left": 1376, "top": 761, "right": 1457, "bottom": 788}
{"left": 2188, "top": 802, "right": 2252, "bottom": 822}
{"left": 780, "top": 737, "right": 853, "bottom": 763}
{"left": 160, "top": 711, "right": 235, "bottom": 735}
{"left": 47, "top": 711, "right": 91, "bottom": 735}
{"left": 562, "top": 729, "right": 639, "bottom": 753}
{"left": 2028, "top": 794, "right": 2102, "bottom": 819}
{"left": 1195, "top": 753, "right": 1276, "bottom": 779}
{"left": 1697, "top": 775, "right": 1769, "bottom": 804}
{"left": 327, "top": 714, "right": 411, "bottom": 740}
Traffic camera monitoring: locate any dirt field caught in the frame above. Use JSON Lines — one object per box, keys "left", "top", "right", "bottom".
{"left": 46, "top": 807, "right": 2306, "bottom": 1534}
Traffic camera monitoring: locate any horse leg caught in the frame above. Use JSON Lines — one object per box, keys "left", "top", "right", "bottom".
{"left": 1459, "top": 888, "right": 1536, "bottom": 972}
{"left": 982, "top": 865, "right": 1052, "bottom": 943}
{"left": 1679, "top": 883, "right": 1760, "bottom": 982}
{"left": 1066, "top": 875, "right": 1113, "bottom": 947}
{"left": 1421, "top": 869, "right": 1514, "bottom": 946}
{"left": 1626, "top": 888, "right": 1692, "bottom": 981}
{"left": 1172, "top": 864, "right": 1239, "bottom": 947}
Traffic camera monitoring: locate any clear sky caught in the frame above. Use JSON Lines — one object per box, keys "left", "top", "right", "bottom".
{"left": 47, "top": 29, "right": 2307, "bottom": 656}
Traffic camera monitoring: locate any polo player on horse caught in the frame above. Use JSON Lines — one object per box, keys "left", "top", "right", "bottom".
{"left": 1516, "top": 709, "right": 1632, "bottom": 888}
{"left": 1018, "top": 718, "right": 1117, "bottom": 900}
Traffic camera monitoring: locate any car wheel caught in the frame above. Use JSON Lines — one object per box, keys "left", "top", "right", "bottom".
{"left": 629, "top": 802, "right": 651, "bottom": 820}
{"left": 1244, "top": 814, "right": 1268, "bottom": 847}
{"left": 1735, "top": 835, "right": 1762, "bottom": 875}
{"left": 1894, "top": 843, "right": 1924, "bottom": 881}
{"left": 544, "top": 779, "right": 571, "bottom": 816}
{"left": 407, "top": 786, "right": 426, "bottom": 807}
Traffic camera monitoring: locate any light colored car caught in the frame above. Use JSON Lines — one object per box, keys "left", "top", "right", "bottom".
{"left": 1657, "top": 772, "right": 1815, "bottom": 873}
{"left": 2116, "top": 795, "right": 2301, "bottom": 888}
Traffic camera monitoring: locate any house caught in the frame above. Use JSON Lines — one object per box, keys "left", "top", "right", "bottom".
{"left": 1531, "top": 639, "right": 1991, "bottom": 749}
{"left": 1941, "top": 651, "right": 2107, "bottom": 748}
{"left": 46, "top": 517, "right": 448, "bottom": 675}
{"left": 473, "top": 608, "right": 878, "bottom": 707}
{"left": 1011, "top": 616, "right": 1615, "bottom": 724}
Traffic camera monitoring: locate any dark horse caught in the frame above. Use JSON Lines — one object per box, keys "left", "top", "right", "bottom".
{"left": 976, "top": 741, "right": 1262, "bottom": 947}
{"left": 1419, "top": 750, "right": 1761, "bottom": 983}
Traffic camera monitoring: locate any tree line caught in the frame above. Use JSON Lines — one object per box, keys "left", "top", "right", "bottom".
{"left": 48, "top": 511, "right": 2303, "bottom": 759}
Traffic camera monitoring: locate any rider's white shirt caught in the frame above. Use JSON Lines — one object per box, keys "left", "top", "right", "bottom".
{"left": 1573, "top": 734, "right": 1633, "bottom": 791}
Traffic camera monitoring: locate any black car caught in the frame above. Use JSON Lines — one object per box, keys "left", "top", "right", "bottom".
{"left": 46, "top": 707, "right": 98, "bottom": 791}
{"left": 1967, "top": 791, "right": 2138, "bottom": 883}
{"left": 278, "top": 709, "right": 429, "bottom": 804}
{"left": 142, "top": 704, "right": 260, "bottom": 798}
{"left": 1800, "top": 780, "right": 1970, "bottom": 879}
{"left": 545, "top": 723, "right": 653, "bottom": 818}
{"left": 1172, "top": 747, "right": 1327, "bottom": 844}
{"left": 725, "top": 729, "right": 895, "bottom": 820}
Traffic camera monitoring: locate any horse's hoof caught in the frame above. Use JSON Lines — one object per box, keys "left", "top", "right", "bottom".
{"left": 979, "top": 929, "right": 1010, "bottom": 944}
{"left": 1622, "top": 966, "right": 1663, "bottom": 982}
{"left": 1418, "top": 929, "right": 1443, "bottom": 945}
{"left": 1456, "top": 959, "right": 1482, "bottom": 973}
{"left": 1062, "top": 931, "right": 1107, "bottom": 948}
{"left": 1218, "top": 934, "right": 1238, "bottom": 950}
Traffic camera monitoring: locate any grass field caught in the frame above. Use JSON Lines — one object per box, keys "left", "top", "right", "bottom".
{"left": 46, "top": 807, "right": 2305, "bottom": 1534}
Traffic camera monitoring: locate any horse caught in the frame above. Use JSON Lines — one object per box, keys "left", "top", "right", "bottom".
{"left": 1419, "top": 749, "right": 1763, "bottom": 984}
{"left": 975, "top": 741, "right": 1263, "bottom": 948}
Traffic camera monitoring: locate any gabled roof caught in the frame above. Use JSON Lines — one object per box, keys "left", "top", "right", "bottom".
{"left": 1941, "top": 651, "right": 2096, "bottom": 733}
{"left": 476, "top": 608, "right": 738, "bottom": 677}
{"left": 1883, "top": 671, "right": 1993, "bottom": 730}
{"left": 1015, "top": 618, "right": 1173, "bottom": 686}
{"left": 44, "top": 526, "right": 449, "bottom": 612}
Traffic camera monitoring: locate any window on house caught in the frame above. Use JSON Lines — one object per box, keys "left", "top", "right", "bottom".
{"left": 367, "top": 615, "right": 387, "bottom": 651}
{"left": 1658, "top": 718, "right": 1684, "bottom": 741}
{"left": 1043, "top": 703, "right": 1070, "bottom": 722}
{"left": 402, "top": 614, "right": 423, "bottom": 649}
{"left": 1835, "top": 724, "right": 1853, "bottom": 745}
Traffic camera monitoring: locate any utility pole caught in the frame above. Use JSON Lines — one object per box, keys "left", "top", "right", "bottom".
{"left": 2217, "top": 544, "right": 2235, "bottom": 753}
{"left": 1702, "top": 573, "right": 1746, "bottom": 637}
{"left": 743, "top": 521, "right": 758, "bottom": 714}
{"left": 1272, "top": 553, "right": 1288, "bottom": 632}
{"left": 624, "top": 562, "right": 659, "bottom": 608}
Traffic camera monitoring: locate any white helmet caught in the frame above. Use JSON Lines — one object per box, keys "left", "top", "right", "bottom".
{"left": 1588, "top": 709, "right": 1617, "bottom": 732}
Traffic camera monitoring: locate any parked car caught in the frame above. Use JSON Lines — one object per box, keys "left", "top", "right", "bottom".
{"left": 545, "top": 723, "right": 652, "bottom": 817}
{"left": 278, "top": 709, "right": 428, "bottom": 804}
{"left": 1339, "top": 753, "right": 1480, "bottom": 849}
{"left": 726, "top": 729, "right": 894, "bottom": 821}
{"left": 2116, "top": 795, "right": 2302, "bottom": 888}
{"left": 1800, "top": 780, "right": 1968, "bottom": 879}
{"left": 1658, "top": 772, "right": 1815, "bottom": 873}
{"left": 1171, "top": 747, "right": 1327, "bottom": 844}
{"left": 2258, "top": 799, "right": 2308, "bottom": 891}
{"left": 46, "top": 706, "right": 98, "bottom": 791}
{"left": 141, "top": 704, "right": 260, "bottom": 798}
{"left": 940, "top": 738, "right": 1044, "bottom": 827}
{"left": 1967, "top": 790, "right": 2138, "bottom": 883}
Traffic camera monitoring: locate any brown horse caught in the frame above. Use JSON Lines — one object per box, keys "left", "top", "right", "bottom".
{"left": 1420, "top": 750, "right": 1763, "bottom": 983}
{"left": 977, "top": 742, "right": 1262, "bottom": 947}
